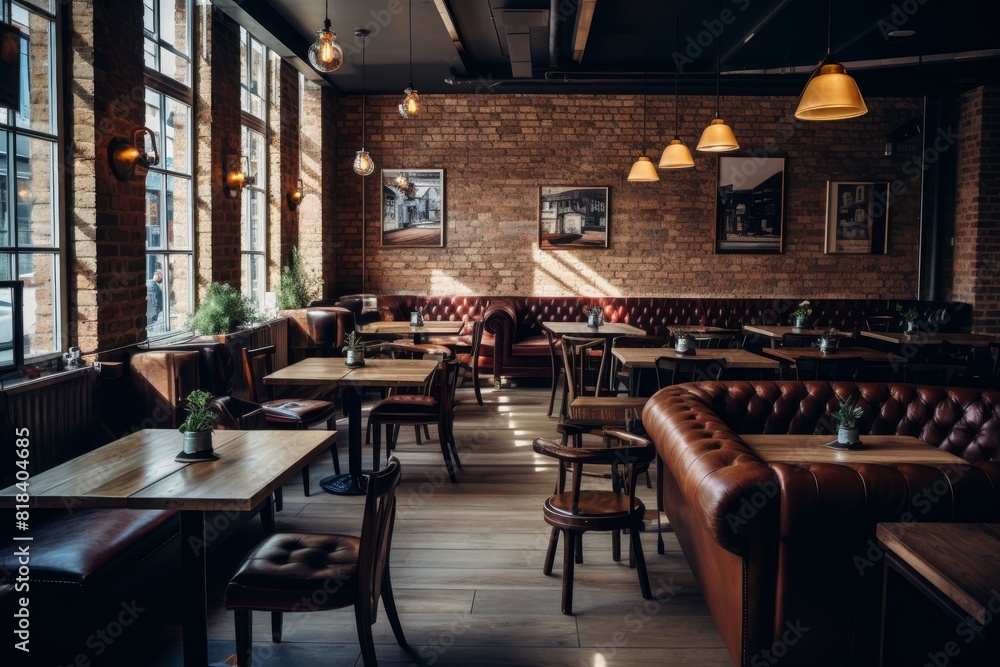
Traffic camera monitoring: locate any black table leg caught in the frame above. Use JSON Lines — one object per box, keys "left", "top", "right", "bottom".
{"left": 320, "top": 386, "right": 367, "bottom": 495}
{"left": 180, "top": 510, "right": 208, "bottom": 667}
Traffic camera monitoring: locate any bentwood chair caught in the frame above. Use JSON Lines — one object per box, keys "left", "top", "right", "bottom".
{"left": 454, "top": 318, "right": 487, "bottom": 405}
{"left": 242, "top": 345, "right": 340, "bottom": 496}
{"left": 533, "top": 435, "right": 654, "bottom": 615}
{"left": 609, "top": 335, "right": 669, "bottom": 397}
{"left": 654, "top": 356, "right": 727, "bottom": 390}
{"left": 225, "top": 457, "right": 406, "bottom": 667}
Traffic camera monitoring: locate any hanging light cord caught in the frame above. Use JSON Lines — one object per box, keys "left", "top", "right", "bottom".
{"left": 408, "top": 0, "right": 413, "bottom": 88}
{"left": 674, "top": 19, "right": 681, "bottom": 136}
{"left": 361, "top": 33, "right": 366, "bottom": 149}
{"left": 826, "top": 0, "right": 832, "bottom": 56}
{"left": 324, "top": 0, "right": 330, "bottom": 26}
{"left": 641, "top": 65, "right": 648, "bottom": 153}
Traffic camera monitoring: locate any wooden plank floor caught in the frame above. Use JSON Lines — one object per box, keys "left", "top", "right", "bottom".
{"left": 145, "top": 384, "right": 730, "bottom": 666}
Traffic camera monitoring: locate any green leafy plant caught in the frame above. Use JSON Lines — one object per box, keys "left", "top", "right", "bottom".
{"left": 830, "top": 395, "right": 864, "bottom": 429}
{"left": 792, "top": 300, "right": 812, "bottom": 319}
{"left": 179, "top": 389, "right": 217, "bottom": 433}
{"left": 342, "top": 331, "right": 363, "bottom": 354}
{"left": 896, "top": 304, "right": 920, "bottom": 323}
{"left": 276, "top": 247, "right": 322, "bottom": 310}
{"left": 188, "top": 282, "right": 259, "bottom": 335}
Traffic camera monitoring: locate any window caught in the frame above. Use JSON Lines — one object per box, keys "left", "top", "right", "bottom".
{"left": 143, "top": 0, "right": 190, "bottom": 85}
{"left": 144, "top": 0, "right": 192, "bottom": 337}
{"left": 240, "top": 27, "right": 267, "bottom": 306}
{"left": 144, "top": 89, "right": 192, "bottom": 336}
{"left": 0, "top": 1, "right": 61, "bottom": 360}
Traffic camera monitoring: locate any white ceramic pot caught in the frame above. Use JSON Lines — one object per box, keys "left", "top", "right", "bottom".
{"left": 674, "top": 335, "right": 692, "bottom": 354}
{"left": 183, "top": 430, "right": 213, "bottom": 455}
{"left": 837, "top": 426, "right": 859, "bottom": 446}
{"left": 794, "top": 315, "right": 807, "bottom": 329}
{"left": 346, "top": 349, "right": 365, "bottom": 366}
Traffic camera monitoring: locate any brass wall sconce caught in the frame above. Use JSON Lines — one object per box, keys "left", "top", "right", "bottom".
{"left": 225, "top": 155, "right": 256, "bottom": 198}
{"left": 287, "top": 179, "right": 305, "bottom": 209}
{"left": 108, "top": 127, "right": 159, "bottom": 181}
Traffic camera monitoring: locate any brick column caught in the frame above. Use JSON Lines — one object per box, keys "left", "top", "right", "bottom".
{"left": 268, "top": 57, "right": 300, "bottom": 289}
{"left": 67, "top": 0, "right": 146, "bottom": 353}
{"left": 299, "top": 79, "right": 325, "bottom": 297}
{"left": 951, "top": 86, "right": 1000, "bottom": 333}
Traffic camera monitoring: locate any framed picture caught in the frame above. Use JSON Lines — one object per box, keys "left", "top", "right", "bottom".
{"left": 824, "top": 181, "right": 890, "bottom": 254}
{"left": 538, "top": 186, "right": 610, "bottom": 249}
{"left": 381, "top": 169, "right": 445, "bottom": 247}
{"left": 715, "top": 156, "right": 785, "bottom": 254}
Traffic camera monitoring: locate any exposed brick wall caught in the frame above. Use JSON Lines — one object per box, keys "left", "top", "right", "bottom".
{"left": 951, "top": 86, "right": 1000, "bottom": 333}
{"left": 333, "top": 93, "right": 925, "bottom": 300}
{"left": 298, "top": 79, "right": 325, "bottom": 297}
{"left": 67, "top": 0, "right": 146, "bottom": 353}
{"left": 268, "top": 56, "right": 300, "bottom": 289}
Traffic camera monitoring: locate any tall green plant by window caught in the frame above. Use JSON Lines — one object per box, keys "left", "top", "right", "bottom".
{"left": 276, "top": 247, "right": 321, "bottom": 310}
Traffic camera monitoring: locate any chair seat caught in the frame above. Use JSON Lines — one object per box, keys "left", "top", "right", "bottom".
{"left": 225, "top": 532, "right": 359, "bottom": 611}
{"left": 512, "top": 336, "right": 554, "bottom": 357}
{"left": 545, "top": 492, "right": 640, "bottom": 519}
{"left": 261, "top": 398, "right": 338, "bottom": 424}
{"left": 567, "top": 397, "right": 647, "bottom": 424}
{"left": 370, "top": 394, "right": 438, "bottom": 415}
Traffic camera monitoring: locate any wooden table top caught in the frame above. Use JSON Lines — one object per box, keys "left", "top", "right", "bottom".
{"left": 741, "top": 434, "right": 968, "bottom": 466}
{"left": 542, "top": 321, "right": 646, "bottom": 338}
{"left": 612, "top": 347, "right": 780, "bottom": 370}
{"left": 0, "top": 429, "right": 337, "bottom": 512}
{"left": 860, "top": 330, "right": 996, "bottom": 347}
{"left": 668, "top": 326, "right": 740, "bottom": 335}
{"left": 360, "top": 321, "right": 465, "bottom": 335}
{"left": 761, "top": 346, "right": 902, "bottom": 364}
{"left": 877, "top": 522, "right": 1000, "bottom": 625}
{"left": 264, "top": 356, "right": 438, "bottom": 388}
{"left": 743, "top": 325, "right": 855, "bottom": 339}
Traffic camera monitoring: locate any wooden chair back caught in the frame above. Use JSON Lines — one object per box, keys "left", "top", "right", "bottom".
{"left": 655, "top": 356, "right": 727, "bottom": 389}
{"left": 242, "top": 345, "right": 277, "bottom": 404}
{"left": 357, "top": 457, "right": 402, "bottom": 627}
{"left": 560, "top": 336, "right": 608, "bottom": 403}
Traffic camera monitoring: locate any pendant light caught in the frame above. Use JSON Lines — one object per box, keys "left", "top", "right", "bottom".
{"left": 794, "top": 0, "right": 868, "bottom": 121}
{"left": 697, "top": 0, "right": 739, "bottom": 153}
{"left": 627, "top": 61, "right": 659, "bottom": 182}
{"left": 659, "top": 19, "right": 695, "bottom": 169}
{"left": 398, "top": 0, "right": 420, "bottom": 118}
{"left": 353, "top": 29, "right": 374, "bottom": 176}
{"left": 308, "top": 0, "right": 344, "bottom": 73}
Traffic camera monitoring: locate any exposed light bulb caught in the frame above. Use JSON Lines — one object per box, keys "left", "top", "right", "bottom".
{"left": 308, "top": 25, "right": 344, "bottom": 73}
{"left": 353, "top": 150, "right": 374, "bottom": 176}
{"left": 399, "top": 88, "right": 420, "bottom": 118}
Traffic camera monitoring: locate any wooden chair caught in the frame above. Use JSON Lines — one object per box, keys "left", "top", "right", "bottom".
{"left": 454, "top": 318, "right": 486, "bottom": 405}
{"left": 544, "top": 328, "right": 566, "bottom": 417}
{"left": 696, "top": 334, "right": 736, "bottom": 350}
{"left": 794, "top": 356, "right": 862, "bottom": 382}
{"left": 654, "top": 356, "right": 727, "bottom": 389}
{"left": 533, "top": 434, "right": 654, "bottom": 615}
{"left": 242, "top": 345, "right": 340, "bottom": 497}
{"left": 224, "top": 457, "right": 406, "bottom": 667}
{"left": 609, "top": 335, "right": 669, "bottom": 396}
{"left": 368, "top": 357, "right": 462, "bottom": 482}
{"left": 558, "top": 337, "right": 647, "bottom": 446}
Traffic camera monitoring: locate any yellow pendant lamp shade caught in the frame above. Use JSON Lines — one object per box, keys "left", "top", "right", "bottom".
{"left": 627, "top": 156, "right": 660, "bottom": 182}
{"left": 659, "top": 138, "right": 695, "bottom": 169}
{"left": 794, "top": 56, "right": 868, "bottom": 121}
{"left": 696, "top": 118, "right": 740, "bottom": 152}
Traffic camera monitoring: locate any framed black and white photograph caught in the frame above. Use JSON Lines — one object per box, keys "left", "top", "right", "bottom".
{"left": 381, "top": 169, "right": 445, "bottom": 247}
{"left": 824, "top": 181, "right": 890, "bottom": 254}
{"left": 538, "top": 186, "right": 610, "bottom": 250}
{"left": 715, "top": 156, "right": 785, "bottom": 254}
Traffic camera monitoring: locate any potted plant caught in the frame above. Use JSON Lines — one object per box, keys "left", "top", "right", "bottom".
{"left": 178, "top": 389, "right": 218, "bottom": 459}
{"left": 791, "top": 301, "right": 812, "bottom": 329}
{"left": 276, "top": 246, "right": 322, "bottom": 310}
{"left": 818, "top": 328, "right": 839, "bottom": 355}
{"left": 830, "top": 395, "right": 864, "bottom": 448}
{"left": 587, "top": 306, "right": 604, "bottom": 328}
{"left": 188, "top": 282, "right": 260, "bottom": 337}
{"left": 897, "top": 305, "right": 921, "bottom": 334}
{"left": 673, "top": 329, "right": 695, "bottom": 355}
{"left": 343, "top": 331, "right": 365, "bottom": 367}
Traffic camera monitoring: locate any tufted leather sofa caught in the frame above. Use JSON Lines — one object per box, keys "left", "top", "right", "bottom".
{"left": 353, "top": 296, "right": 971, "bottom": 388}
{"left": 642, "top": 381, "right": 1000, "bottom": 666}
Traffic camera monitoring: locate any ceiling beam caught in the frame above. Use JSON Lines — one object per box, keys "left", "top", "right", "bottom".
{"left": 572, "top": 0, "right": 596, "bottom": 65}
{"left": 719, "top": 0, "right": 794, "bottom": 66}
{"left": 432, "top": 0, "right": 464, "bottom": 54}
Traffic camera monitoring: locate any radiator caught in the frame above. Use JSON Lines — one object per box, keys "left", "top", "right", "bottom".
{"left": 0, "top": 367, "right": 94, "bottom": 477}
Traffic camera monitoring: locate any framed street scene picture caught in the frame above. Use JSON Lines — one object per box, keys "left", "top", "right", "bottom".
{"left": 381, "top": 169, "right": 445, "bottom": 247}
{"left": 715, "top": 156, "right": 785, "bottom": 254}
{"left": 538, "top": 186, "right": 610, "bottom": 249}
{"left": 824, "top": 181, "right": 890, "bottom": 254}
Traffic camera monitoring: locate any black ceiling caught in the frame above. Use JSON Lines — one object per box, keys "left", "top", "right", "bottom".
{"left": 217, "top": 0, "right": 1000, "bottom": 97}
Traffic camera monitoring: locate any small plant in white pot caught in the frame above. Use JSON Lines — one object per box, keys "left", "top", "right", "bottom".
{"left": 343, "top": 331, "right": 365, "bottom": 367}
{"left": 791, "top": 301, "right": 812, "bottom": 329}
{"left": 177, "top": 389, "right": 218, "bottom": 460}
{"left": 818, "top": 328, "right": 839, "bottom": 355}
{"left": 830, "top": 395, "right": 864, "bottom": 448}
{"left": 897, "top": 305, "right": 920, "bottom": 334}
{"left": 673, "top": 329, "right": 695, "bottom": 354}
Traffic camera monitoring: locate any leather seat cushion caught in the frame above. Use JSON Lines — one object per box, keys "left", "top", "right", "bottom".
{"left": 370, "top": 394, "right": 438, "bottom": 415}
{"left": 226, "top": 532, "right": 359, "bottom": 611}
{"left": 511, "top": 336, "right": 552, "bottom": 357}
{"left": 545, "top": 492, "right": 639, "bottom": 518}
{"left": 262, "top": 398, "right": 337, "bottom": 424}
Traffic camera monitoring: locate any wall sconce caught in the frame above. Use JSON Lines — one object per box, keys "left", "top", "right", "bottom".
{"left": 287, "top": 179, "right": 306, "bottom": 209}
{"left": 108, "top": 127, "right": 159, "bottom": 182}
{"left": 225, "top": 155, "right": 256, "bottom": 198}
{"left": 16, "top": 179, "right": 35, "bottom": 205}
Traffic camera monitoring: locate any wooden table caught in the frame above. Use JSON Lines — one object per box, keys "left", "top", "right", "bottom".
{"left": 360, "top": 320, "right": 464, "bottom": 343}
{"left": 877, "top": 523, "right": 1000, "bottom": 665}
{"left": 861, "top": 330, "right": 996, "bottom": 348}
{"left": 0, "top": 429, "right": 335, "bottom": 667}
{"left": 741, "top": 434, "right": 968, "bottom": 466}
{"left": 543, "top": 321, "right": 646, "bottom": 396}
{"left": 743, "top": 324, "right": 855, "bottom": 347}
{"left": 613, "top": 346, "right": 780, "bottom": 370}
{"left": 265, "top": 357, "right": 438, "bottom": 495}
{"left": 762, "top": 346, "right": 903, "bottom": 365}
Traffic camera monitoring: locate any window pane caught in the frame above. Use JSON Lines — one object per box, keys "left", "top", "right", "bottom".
{"left": 243, "top": 189, "right": 264, "bottom": 252}
{"left": 15, "top": 136, "right": 55, "bottom": 248}
{"left": 0, "top": 132, "right": 8, "bottom": 247}
{"left": 146, "top": 170, "right": 163, "bottom": 250}
{"left": 145, "top": 254, "right": 165, "bottom": 335}
{"left": 159, "top": 0, "right": 188, "bottom": 57}
{"left": 164, "top": 96, "right": 189, "bottom": 173}
{"left": 164, "top": 253, "right": 191, "bottom": 334}
{"left": 20, "top": 251, "right": 58, "bottom": 356}
{"left": 12, "top": 5, "right": 55, "bottom": 135}
{"left": 165, "top": 175, "right": 190, "bottom": 249}
{"left": 241, "top": 252, "right": 264, "bottom": 307}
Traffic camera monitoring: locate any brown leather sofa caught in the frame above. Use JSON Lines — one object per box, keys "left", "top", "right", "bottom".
{"left": 349, "top": 295, "right": 972, "bottom": 388}
{"left": 642, "top": 381, "right": 1000, "bottom": 666}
